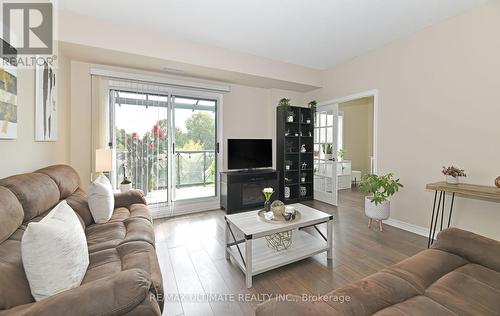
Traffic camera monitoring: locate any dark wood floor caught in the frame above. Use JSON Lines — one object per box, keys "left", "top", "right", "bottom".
{"left": 154, "top": 188, "right": 426, "bottom": 316}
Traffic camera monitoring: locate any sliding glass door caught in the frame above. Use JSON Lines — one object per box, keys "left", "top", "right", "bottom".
{"left": 172, "top": 96, "right": 217, "bottom": 201}
{"left": 110, "top": 87, "right": 218, "bottom": 209}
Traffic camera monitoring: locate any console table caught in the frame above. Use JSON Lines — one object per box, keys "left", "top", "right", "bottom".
{"left": 425, "top": 181, "right": 500, "bottom": 247}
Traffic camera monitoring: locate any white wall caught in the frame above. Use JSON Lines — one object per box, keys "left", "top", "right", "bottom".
{"left": 0, "top": 53, "right": 70, "bottom": 178}
{"left": 306, "top": 1, "right": 500, "bottom": 240}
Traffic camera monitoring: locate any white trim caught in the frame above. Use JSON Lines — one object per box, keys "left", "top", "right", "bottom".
{"left": 384, "top": 218, "right": 429, "bottom": 238}
{"left": 90, "top": 66, "right": 231, "bottom": 92}
{"left": 318, "top": 89, "right": 379, "bottom": 174}
{"left": 151, "top": 199, "right": 220, "bottom": 219}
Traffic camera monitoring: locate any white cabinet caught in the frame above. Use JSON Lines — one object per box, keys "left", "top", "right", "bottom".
{"left": 337, "top": 160, "right": 351, "bottom": 190}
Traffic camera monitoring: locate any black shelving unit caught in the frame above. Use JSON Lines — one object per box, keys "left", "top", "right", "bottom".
{"left": 277, "top": 105, "right": 314, "bottom": 203}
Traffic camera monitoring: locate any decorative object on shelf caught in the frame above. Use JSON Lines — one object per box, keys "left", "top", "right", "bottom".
{"left": 286, "top": 141, "right": 294, "bottom": 153}
{"left": 35, "top": 60, "right": 57, "bottom": 141}
{"left": 306, "top": 118, "right": 311, "bottom": 124}
{"left": 285, "top": 160, "right": 292, "bottom": 170}
{"left": 294, "top": 132, "right": 299, "bottom": 136}
{"left": 338, "top": 148, "right": 346, "bottom": 161}
{"left": 442, "top": 166, "right": 466, "bottom": 184}
{"left": 308, "top": 131, "right": 312, "bottom": 137}
{"left": 284, "top": 186, "right": 290, "bottom": 199}
{"left": 496, "top": 176, "right": 500, "bottom": 189}
{"left": 300, "top": 186, "right": 307, "bottom": 197}
{"left": 300, "top": 172, "right": 307, "bottom": 183}
{"left": 301, "top": 162, "right": 307, "bottom": 169}
{"left": 257, "top": 202, "right": 301, "bottom": 223}
{"left": 265, "top": 231, "right": 293, "bottom": 251}
{"left": 308, "top": 100, "right": 317, "bottom": 123}
{"left": 322, "top": 144, "right": 333, "bottom": 160}
{"left": 360, "top": 173, "right": 403, "bottom": 232}
{"left": 287, "top": 111, "right": 295, "bottom": 122}
{"left": 262, "top": 187, "right": 274, "bottom": 212}
{"left": 300, "top": 144, "right": 306, "bottom": 153}
{"left": 0, "top": 51, "right": 17, "bottom": 139}
{"left": 285, "top": 128, "right": 289, "bottom": 136}
{"left": 119, "top": 165, "right": 132, "bottom": 192}
{"left": 270, "top": 200, "right": 285, "bottom": 217}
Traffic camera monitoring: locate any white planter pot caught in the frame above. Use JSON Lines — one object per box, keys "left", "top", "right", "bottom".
{"left": 365, "top": 197, "right": 390, "bottom": 220}
{"left": 285, "top": 165, "right": 290, "bottom": 170}
{"left": 446, "top": 175, "right": 459, "bottom": 184}
{"left": 120, "top": 183, "right": 132, "bottom": 192}
{"left": 301, "top": 177, "right": 306, "bottom": 183}
{"left": 287, "top": 116, "right": 294, "bottom": 122}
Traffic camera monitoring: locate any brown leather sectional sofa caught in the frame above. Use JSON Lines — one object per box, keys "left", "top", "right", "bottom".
{"left": 257, "top": 227, "right": 500, "bottom": 315}
{"left": 0, "top": 165, "right": 163, "bottom": 315}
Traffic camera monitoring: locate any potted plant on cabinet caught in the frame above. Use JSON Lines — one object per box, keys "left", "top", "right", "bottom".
{"left": 300, "top": 172, "right": 307, "bottom": 183}
{"left": 285, "top": 160, "right": 293, "bottom": 170}
{"left": 308, "top": 100, "right": 317, "bottom": 124}
{"left": 360, "top": 173, "right": 403, "bottom": 232}
{"left": 322, "top": 144, "right": 333, "bottom": 160}
{"left": 442, "top": 166, "right": 466, "bottom": 184}
{"left": 279, "top": 98, "right": 295, "bottom": 122}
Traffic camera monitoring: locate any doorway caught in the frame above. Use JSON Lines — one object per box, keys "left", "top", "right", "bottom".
{"left": 110, "top": 84, "right": 220, "bottom": 216}
{"left": 313, "top": 90, "right": 378, "bottom": 206}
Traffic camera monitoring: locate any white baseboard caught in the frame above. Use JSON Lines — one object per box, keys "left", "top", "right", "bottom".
{"left": 151, "top": 199, "right": 220, "bottom": 219}
{"left": 384, "top": 218, "right": 430, "bottom": 238}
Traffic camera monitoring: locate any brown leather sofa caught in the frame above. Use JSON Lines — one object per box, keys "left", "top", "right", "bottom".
{"left": 256, "top": 228, "right": 500, "bottom": 315}
{"left": 0, "top": 165, "right": 164, "bottom": 315}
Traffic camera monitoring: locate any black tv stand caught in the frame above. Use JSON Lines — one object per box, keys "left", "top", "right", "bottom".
{"left": 220, "top": 169, "right": 279, "bottom": 214}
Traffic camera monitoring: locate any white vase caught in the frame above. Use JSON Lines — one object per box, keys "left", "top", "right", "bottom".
{"left": 446, "top": 175, "right": 459, "bottom": 184}
{"left": 364, "top": 196, "right": 390, "bottom": 220}
{"left": 284, "top": 186, "right": 290, "bottom": 199}
{"left": 120, "top": 183, "right": 132, "bottom": 192}
{"left": 285, "top": 165, "right": 290, "bottom": 170}
{"left": 301, "top": 177, "right": 306, "bottom": 183}
{"left": 287, "top": 116, "right": 294, "bottom": 122}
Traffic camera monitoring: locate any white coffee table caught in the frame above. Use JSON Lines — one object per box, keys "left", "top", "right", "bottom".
{"left": 224, "top": 203, "right": 333, "bottom": 288}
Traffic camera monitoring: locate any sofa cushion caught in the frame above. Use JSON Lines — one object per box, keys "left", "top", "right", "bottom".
{"left": 21, "top": 201, "right": 89, "bottom": 301}
{"left": 425, "top": 263, "right": 500, "bottom": 315}
{"left": 0, "top": 186, "right": 24, "bottom": 243}
{"left": 0, "top": 238, "right": 33, "bottom": 309}
{"left": 82, "top": 241, "right": 163, "bottom": 302}
{"left": 384, "top": 248, "right": 468, "bottom": 291}
{"left": 85, "top": 217, "right": 155, "bottom": 253}
{"left": 36, "top": 165, "right": 80, "bottom": 199}
{"left": 0, "top": 173, "right": 60, "bottom": 222}
{"left": 374, "top": 295, "right": 455, "bottom": 315}
{"left": 66, "top": 188, "right": 94, "bottom": 227}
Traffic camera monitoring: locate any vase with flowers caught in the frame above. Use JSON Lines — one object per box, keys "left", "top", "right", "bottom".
{"left": 442, "top": 166, "right": 466, "bottom": 184}
{"left": 262, "top": 187, "right": 274, "bottom": 212}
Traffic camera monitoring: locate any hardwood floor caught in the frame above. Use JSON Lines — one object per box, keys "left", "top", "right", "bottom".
{"left": 153, "top": 188, "right": 426, "bottom": 316}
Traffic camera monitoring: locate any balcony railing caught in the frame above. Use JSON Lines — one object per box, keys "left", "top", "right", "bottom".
{"left": 175, "top": 150, "right": 215, "bottom": 188}
{"left": 115, "top": 149, "right": 215, "bottom": 196}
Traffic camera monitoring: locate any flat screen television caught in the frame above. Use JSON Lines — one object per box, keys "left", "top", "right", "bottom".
{"left": 228, "top": 139, "right": 272, "bottom": 170}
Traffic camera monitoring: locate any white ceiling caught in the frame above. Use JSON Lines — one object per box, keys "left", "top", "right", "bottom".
{"left": 58, "top": 0, "right": 487, "bottom": 70}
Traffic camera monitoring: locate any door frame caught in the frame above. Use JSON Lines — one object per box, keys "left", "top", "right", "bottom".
{"left": 319, "top": 89, "right": 379, "bottom": 175}
{"left": 108, "top": 83, "right": 224, "bottom": 218}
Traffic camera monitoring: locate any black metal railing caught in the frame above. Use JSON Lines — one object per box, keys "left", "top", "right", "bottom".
{"left": 175, "top": 150, "right": 215, "bottom": 188}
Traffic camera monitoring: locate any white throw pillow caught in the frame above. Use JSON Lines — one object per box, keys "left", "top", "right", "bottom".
{"left": 88, "top": 174, "right": 114, "bottom": 223}
{"left": 21, "top": 200, "right": 89, "bottom": 301}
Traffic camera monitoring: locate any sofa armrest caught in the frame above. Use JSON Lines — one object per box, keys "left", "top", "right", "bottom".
{"left": 18, "top": 269, "right": 156, "bottom": 316}
{"left": 432, "top": 227, "right": 500, "bottom": 273}
{"left": 114, "top": 189, "right": 147, "bottom": 208}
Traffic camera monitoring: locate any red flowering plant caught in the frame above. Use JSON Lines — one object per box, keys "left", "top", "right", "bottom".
{"left": 116, "top": 120, "right": 168, "bottom": 193}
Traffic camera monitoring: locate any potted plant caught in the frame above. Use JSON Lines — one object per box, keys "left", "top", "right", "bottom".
{"left": 120, "top": 165, "right": 133, "bottom": 192}
{"left": 359, "top": 173, "right": 403, "bottom": 231}
{"left": 322, "top": 144, "right": 333, "bottom": 160}
{"left": 285, "top": 160, "right": 293, "bottom": 170}
{"left": 308, "top": 100, "right": 317, "bottom": 124}
{"left": 338, "top": 148, "right": 346, "bottom": 161}
{"left": 442, "top": 166, "right": 466, "bottom": 184}
{"left": 262, "top": 187, "right": 274, "bottom": 212}
{"left": 279, "top": 98, "right": 295, "bottom": 122}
